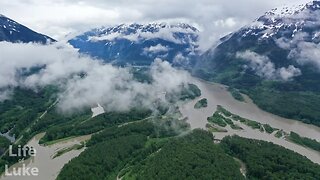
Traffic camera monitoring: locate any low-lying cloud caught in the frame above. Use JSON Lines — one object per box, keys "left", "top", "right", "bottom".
{"left": 143, "top": 44, "right": 169, "bottom": 54}
{"left": 1, "top": 0, "right": 310, "bottom": 51}
{"left": 0, "top": 42, "right": 191, "bottom": 112}
{"left": 289, "top": 42, "right": 320, "bottom": 70}
{"left": 89, "top": 25, "right": 197, "bottom": 45}
{"left": 236, "top": 50, "right": 301, "bottom": 81}
{"left": 276, "top": 32, "right": 320, "bottom": 71}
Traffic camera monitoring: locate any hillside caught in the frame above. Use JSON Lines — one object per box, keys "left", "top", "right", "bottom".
{"left": 195, "top": 1, "right": 320, "bottom": 126}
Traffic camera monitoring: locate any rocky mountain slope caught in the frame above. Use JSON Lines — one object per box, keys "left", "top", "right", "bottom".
{"left": 194, "top": 0, "right": 320, "bottom": 126}
{"left": 0, "top": 14, "right": 55, "bottom": 44}
{"left": 68, "top": 23, "right": 199, "bottom": 66}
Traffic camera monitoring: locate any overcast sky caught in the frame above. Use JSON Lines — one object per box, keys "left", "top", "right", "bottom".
{"left": 0, "top": 0, "right": 310, "bottom": 48}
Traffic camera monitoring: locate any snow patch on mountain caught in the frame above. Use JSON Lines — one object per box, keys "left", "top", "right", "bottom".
{"left": 0, "top": 14, "right": 55, "bottom": 43}
{"left": 238, "top": 1, "right": 320, "bottom": 41}
{"left": 87, "top": 23, "right": 198, "bottom": 45}
{"left": 68, "top": 23, "right": 199, "bottom": 66}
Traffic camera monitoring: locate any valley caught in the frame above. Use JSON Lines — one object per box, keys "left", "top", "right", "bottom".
{"left": 1, "top": 0, "right": 320, "bottom": 179}
{"left": 180, "top": 79, "right": 320, "bottom": 141}
{"left": 1, "top": 78, "right": 319, "bottom": 179}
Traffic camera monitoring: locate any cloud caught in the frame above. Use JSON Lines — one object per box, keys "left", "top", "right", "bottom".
{"left": 0, "top": 0, "right": 311, "bottom": 50}
{"left": 236, "top": 50, "right": 301, "bottom": 81}
{"left": 0, "top": 42, "right": 191, "bottom": 112}
{"left": 143, "top": 44, "right": 169, "bottom": 54}
{"left": 289, "top": 41, "right": 320, "bottom": 70}
{"left": 59, "top": 58, "right": 190, "bottom": 112}
{"left": 89, "top": 24, "right": 196, "bottom": 45}
{"left": 0, "top": 89, "right": 12, "bottom": 101}
{"left": 236, "top": 51, "right": 277, "bottom": 79}
{"left": 275, "top": 32, "right": 320, "bottom": 71}
{"left": 173, "top": 53, "right": 190, "bottom": 66}
{"left": 279, "top": 65, "right": 302, "bottom": 81}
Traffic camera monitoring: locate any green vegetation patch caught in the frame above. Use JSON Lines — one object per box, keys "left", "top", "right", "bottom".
{"left": 53, "top": 143, "right": 84, "bottom": 159}
{"left": 249, "top": 87, "right": 320, "bottom": 127}
{"left": 166, "top": 83, "right": 201, "bottom": 102}
{"left": 263, "top": 124, "right": 277, "bottom": 134}
{"left": 288, "top": 132, "right": 320, "bottom": 152}
{"left": 194, "top": 98, "right": 208, "bottom": 109}
{"left": 221, "top": 135, "right": 320, "bottom": 179}
{"left": 124, "top": 130, "right": 244, "bottom": 180}
{"left": 207, "top": 112, "right": 227, "bottom": 127}
{"left": 217, "top": 105, "right": 279, "bottom": 132}
{"left": 57, "top": 118, "right": 191, "bottom": 180}
{"left": 274, "top": 130, "right": 285, "bottom": 138}
{"left": 230, "top": 124, "right": 243, "bottom": 130}
{"left": 217, "top": 105, "right": 232, "bottom": 117}
{"left": 0, "top": 136, "right": 10, "bottom": 156}
{"left": 40, "top": 108, "right": 152, "bottom": 144}
{"left": 206, "top": 124, "right": 228, "bottom": 133}
{"left": 228, "top": 87, "right": 245, "bottom": 102}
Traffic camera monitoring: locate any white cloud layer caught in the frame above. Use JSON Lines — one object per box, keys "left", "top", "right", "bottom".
{"left": 0, "top": 42, "right": 191, "bottom": 112}
{"left": 289, "top": 42, "right": 320, "bottom": 70}
{"left": 143, "top": 44, "right": 169, "bottom": 54}
{"left": 89, "top": 25, "right": 195, "bottom": 45}
{"left": 236, "top": 50, "right": 301, "bottom": 81}
{"left": 275, "top": 32, "right": 320, "bottom": 71}
{"left": 0, "top": 0, "right": 310, "bottom": 50}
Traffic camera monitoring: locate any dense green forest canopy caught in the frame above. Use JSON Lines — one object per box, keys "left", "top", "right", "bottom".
{"left": 221, "top": 135, "right": 320, "bottom": 179}
{"left": 125, "top": 129, "right": 244, "bottom": 180}
{"left": 58, "top": 118, "right": 320, "bottom": 180}
{"left": 194, "top": 98, "right": 208, "bottom": 109}
{"left": 57, "top": 118, "right": 191, "bottom": 180}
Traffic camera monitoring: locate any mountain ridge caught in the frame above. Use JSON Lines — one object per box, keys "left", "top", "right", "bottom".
{"left": 0, "top": 14, "right": 55, "bottom": 44}
{"left": 68, "top": 22, "right": 200, "bottom": 66}
{"left": 194, "top": 0, "right": 320, "bottom": 126}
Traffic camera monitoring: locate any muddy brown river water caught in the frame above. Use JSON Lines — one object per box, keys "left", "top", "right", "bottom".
{"left": 180, "top": 78, "right": 320, "bottom": 164}
{"left": 0, "top": 133, "right": 91, "bottom": 180}
{"left": 1, "top": 78, "right": 320, "bottom": 180}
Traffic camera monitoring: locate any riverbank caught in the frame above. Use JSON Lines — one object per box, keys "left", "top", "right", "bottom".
{"left": 179, "top": 78, "right": 320, "bottom": 164}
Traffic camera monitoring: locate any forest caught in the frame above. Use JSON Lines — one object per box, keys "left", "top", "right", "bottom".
{"left": 124, "top": 129, "right": 244, "bottom": 180}
{"left": 58, "top": 118, "right": 320, "bottom": 180}
{"left": 194, "top": 98, "right": 208, "bottom": 109}
{"left": 58, "top": 126, "right": 245, "bottom": 180}
{"left": 228, "top": 87, "right": 244, "bottom": 102}
{"left": 57, "top": 118, "right": 191, "bottom": 180}
{"left": 248, "top": 86, "right": 320, "bottom": 127}
{"left": 221, "top": 135, "right": 320, "bottom": 179}
{"left": 0, "top": 80, "right": 319, "bottom": 179}
{"left": 39, "top": 108, "right": 152, "bottom": 144}
{"left": 165, "top": 83, "right": 201, "bottom": 102}
{"left": 0, "top": 80, "right": 202, "bottom": 174}
{"left": 288, "top": 132, "right": 320, "bottom": 152}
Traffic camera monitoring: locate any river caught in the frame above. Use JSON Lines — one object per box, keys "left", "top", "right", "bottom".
{"left": 1, "top": 78, "right": 319, "bottom": 179}
{"left": 0, "top": 133, "right": 91, "bottom": 180}
{"left": 179, "top": 78, "right": 320, "bottom": 164}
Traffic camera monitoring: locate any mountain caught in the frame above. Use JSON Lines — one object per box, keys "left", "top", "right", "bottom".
{"left": 0, "top": 14, "right": 55, "bottom": 44}
{"left": 195, "top": 1, "right": 320, "bottom": 126}
{"left": 68, "top": 23, "right": 199, "bottom": 66}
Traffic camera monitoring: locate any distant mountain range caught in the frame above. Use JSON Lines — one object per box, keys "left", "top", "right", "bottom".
{"left": 68, "top": 23, "right": 200, "bottom": 66}
{"left": 0, "top": 14, "right": 55, "bottom": 44}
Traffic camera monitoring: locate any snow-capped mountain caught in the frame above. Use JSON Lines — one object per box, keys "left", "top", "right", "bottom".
{"left": 240, "top": 0, "right": 320, "bottom": 42}
{"left": 68, "top": 23, "right": 199, "bottom": 66}
{"left": 196, "top": 0, "right": 320, "bottom": 82}
{"left": 0, "top": 14, "right": 55, "bottom": 44}
{"left": 194, "top": 0, "right": 320, "bottom": 126}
